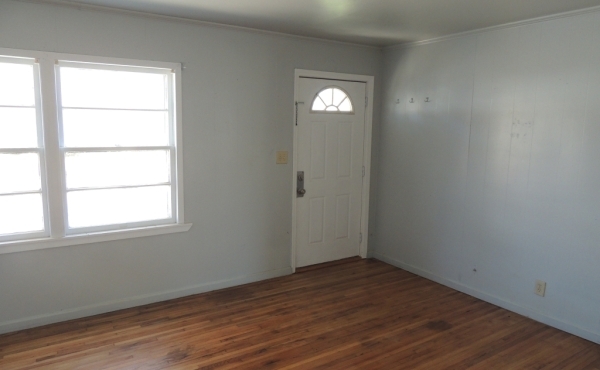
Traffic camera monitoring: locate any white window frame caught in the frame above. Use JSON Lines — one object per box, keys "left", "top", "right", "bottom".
{"left": 0, "top": 48, "right": 191, "bottom": 255}
{"left": 309, "top": 86, "right": 355, "bottom": 114}
{"left": 0, "top": 55, "right": 50, "bottom": 243}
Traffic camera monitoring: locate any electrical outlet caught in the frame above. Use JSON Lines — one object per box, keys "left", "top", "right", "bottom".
{"left": 535, "top": 280, "right": 546, "bottom": 297}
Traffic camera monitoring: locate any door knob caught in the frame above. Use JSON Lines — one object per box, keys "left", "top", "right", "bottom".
{"left": 297, "top": 188, "right": 306, "bottom": 195}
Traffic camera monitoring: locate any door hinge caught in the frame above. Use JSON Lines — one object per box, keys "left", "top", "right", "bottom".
{"left": 362, "top": 166, "right": 365, "bottom": 177}
{"left": 359, "top": 232, "right": 363, "bottom": 244}
{"left": 365, "top": 96, "right": 368, "bottom": 107}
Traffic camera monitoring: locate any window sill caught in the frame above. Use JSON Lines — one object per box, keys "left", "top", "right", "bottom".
{"left": 0, "top": 223, "right": 193, "bottom": 255}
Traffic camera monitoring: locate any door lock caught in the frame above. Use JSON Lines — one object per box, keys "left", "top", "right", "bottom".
{"left": 297, "top": 171, "right": 305, "bottom": 197}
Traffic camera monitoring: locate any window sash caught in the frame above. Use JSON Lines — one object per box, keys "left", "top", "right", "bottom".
{"left": 0, "top": 48, "right": 184, "bottom": 246}
{"left": 55, "top": 62, "right": 178, "bottom": 235}
{"left": 0, "top": 58, "right": 50, "bottom": 242}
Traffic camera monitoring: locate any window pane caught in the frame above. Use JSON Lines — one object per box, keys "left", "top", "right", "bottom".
{"left": 65, "top": 150, "right": 170, "bottom": 189}
{"left": 67, "top": 186, "right": 171, "bottom": 228}
{"left": 338, "top": 98, "right": 352, "bottom": 112}
{"left": 312, "top": 97, "right": 326, "bottom": 111}
{"left": 62, "top": 109, "right": 169, "bottom": 147}
{"left": 0, "top": 62, "right": 35, "bottom": 107}
{"left": 60, "top": 67, "right": 167, "bottom": 110}
{"left": 332, "top": 88, "right": 347, "bottom": 106}
{"left": 0, "top": 193, "right": 44, "bottom": 235}
{"left": 318, "top": 88, "right": 334, "bottom": 106}
{"left": 0, "top": 153, "right": 41, "bottom": 193}
{"left": 0, "top": 107, "right": 38, "bottom": 148}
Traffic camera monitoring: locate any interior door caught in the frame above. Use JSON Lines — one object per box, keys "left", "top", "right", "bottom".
{"left": 295, "top": 77, "right": 366, "bottom": 267}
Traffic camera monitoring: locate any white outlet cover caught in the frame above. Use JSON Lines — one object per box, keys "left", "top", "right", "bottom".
{"left": 535, "top": 280, "right": 546, "bottom": 297}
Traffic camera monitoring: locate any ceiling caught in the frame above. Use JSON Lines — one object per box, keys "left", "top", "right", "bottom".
{"left": 52, "top": 0, "right": 600, "bottom": 46}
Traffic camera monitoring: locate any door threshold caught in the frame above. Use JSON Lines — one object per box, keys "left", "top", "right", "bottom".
{"left": 295, "top": 256, "right": 362, "bottom": 273}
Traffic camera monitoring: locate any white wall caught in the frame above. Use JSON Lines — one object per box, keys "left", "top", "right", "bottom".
{"left": 375, "top": 10, "right": 600, "bottom": 343}
{"left": 0, "top": 0, "right": 382, "bottom": 333}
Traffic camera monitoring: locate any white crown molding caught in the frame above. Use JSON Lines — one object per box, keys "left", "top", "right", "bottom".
{"left": 18, "top": 0, "right": 380, "bottom": 50}
{"left": 385, "top": 4, "right": 600, "bottom": 51}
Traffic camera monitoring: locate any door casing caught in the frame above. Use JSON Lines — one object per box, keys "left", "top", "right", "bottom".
{"left": 291, "top": 69, "right": 374, "bottom": 272}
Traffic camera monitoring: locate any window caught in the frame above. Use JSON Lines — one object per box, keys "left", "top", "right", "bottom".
{"left": 0, "top": 49, "right": 189, "bottom": 252}
{"left": 311, "top": 87, "right": 353, "bottom": 113}
{"left": 0, "top": 57, "right": 46, "bottom": 242}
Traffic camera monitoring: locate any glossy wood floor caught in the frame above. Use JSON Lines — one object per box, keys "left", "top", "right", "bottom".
{"left": 1, "top": 258, "right": 599, "bottom": 369}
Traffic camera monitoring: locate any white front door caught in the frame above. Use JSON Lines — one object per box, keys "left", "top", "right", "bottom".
{"left": 295, "top": 77, "right": 366, "bottom": 268}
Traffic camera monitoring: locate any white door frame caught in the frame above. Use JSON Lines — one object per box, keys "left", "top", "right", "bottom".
{"left": 291, "top": 69, "right": 374, "bottom": 272}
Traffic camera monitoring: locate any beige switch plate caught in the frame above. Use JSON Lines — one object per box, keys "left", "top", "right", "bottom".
{"left": 276, "top": 151, "right": 288, "bottom": 164}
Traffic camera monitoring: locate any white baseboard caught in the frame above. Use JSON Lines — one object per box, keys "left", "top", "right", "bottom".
{"left": 0, "top": 266, "right": 293, "bottom": 335}
{"left": 373, "top": 252, "right": 600, "bottom": 345}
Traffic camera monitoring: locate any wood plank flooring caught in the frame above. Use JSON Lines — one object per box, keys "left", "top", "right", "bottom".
{"left": 0, "top": 258, "right": 598, "bottom": 369}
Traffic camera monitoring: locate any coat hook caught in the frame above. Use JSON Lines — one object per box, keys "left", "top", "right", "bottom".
{"left": 425, "top": 97, "right": 430, "bottom": 102}
{"left": 409, "top": 98, "right": 414, "bottom": 103}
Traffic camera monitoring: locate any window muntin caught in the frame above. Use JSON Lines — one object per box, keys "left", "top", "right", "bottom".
{"left": 0, "top": 58, "right": 47, "bottom": 241}
{"left": 56, "top": 62, "right": 177, "bottom": 233}
{"left": 311, "top": 87, "right": 354, "bottom": 113}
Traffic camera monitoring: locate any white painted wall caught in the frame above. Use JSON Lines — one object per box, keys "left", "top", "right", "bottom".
{"left": 375, "top": 10, "right": 600, "bottom": 343}
{"left": 0, "top": 0, "right": 382, "bottom": 333}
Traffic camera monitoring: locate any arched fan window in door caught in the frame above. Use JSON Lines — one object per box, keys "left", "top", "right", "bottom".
{"left": 311, "top": 87, "right": 354, "bottom": 113}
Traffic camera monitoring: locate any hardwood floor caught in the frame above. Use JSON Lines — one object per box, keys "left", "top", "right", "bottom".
{"left": 1, "top": 258, "right": 598, "bottom": 369}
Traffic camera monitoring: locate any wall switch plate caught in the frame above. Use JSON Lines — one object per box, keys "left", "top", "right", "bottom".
{"left": 276, "top": 151, "right": 288, "bottom": 164}
{"left": 535, "top": 280, "right": 546, "bottom": 297}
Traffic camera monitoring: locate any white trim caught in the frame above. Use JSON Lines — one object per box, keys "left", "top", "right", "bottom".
{"left": 61, "top": 107, "right": 168, "bottom": 112}
{"left": 0, "top": 47, "right": 181, "bottom": 70}
{"left": 173, "top": 62, "right": 185, "bottom": 224}
{"left": 385, "top": 5, "right": 600, "bottom": 51}
{"left": 0, "top": 190, "right": 43, "bottom": 196}
{"left": 54, "top": 52, "right": 181, "bottom": 71}
{"left": 0, "top": 263, "right": 289, "bottom": 335}
{"left": 0, "top": 223, "right": 192, "bottom": 255}
{"left": 24, "top": 0, "right": 379, "bottom": 50}
{"left": 292, "top": 69, "right": 374, "bottom": 271}
{"left": 64, "top": 215, "right": 177, "bottom": 236}
{"left": 0, "top": 147, "right": 41, "bottom": 154}
{"left": 39, "top": 54, "right": 65, "bottom": 239}
{"left": 373, "top": 253, "right": 600, "bottom": 345}
{"left": 58, "top": 60, "right": 172, "bottom": 74}
{"left": 0, "top": 55, "right": 36, "bottom": 64}
{"left": 61, "top": 146, "right": 172, "bottom": 152}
